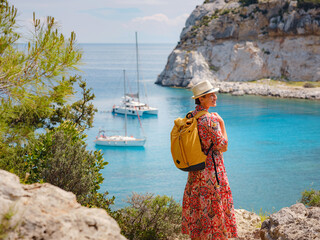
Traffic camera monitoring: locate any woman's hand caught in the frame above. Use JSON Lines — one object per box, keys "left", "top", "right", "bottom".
{"left": 217, "top": 145, "right": 228, "bottom": 152}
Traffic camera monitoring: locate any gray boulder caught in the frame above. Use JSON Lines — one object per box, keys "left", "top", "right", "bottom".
{"left": 260, "top": 203, "right": 320, "bottom": 240}
{"left": 0, "top": 169, "right": 126, "bottom": 240}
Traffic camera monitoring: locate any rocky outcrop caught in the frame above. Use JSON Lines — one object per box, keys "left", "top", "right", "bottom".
{"left": 0, "top": 170, "right": 126, "bottom": 240}
{"left": 260, "top": 203, "right": 320, "bottom": 240}
{"left": 156, "top": 0, "right": 320, "bottom": 90}
{"left": 216, "top": 80, "right": 320, "bottom": 99}
{"left": 235, "top": 209, "right": 261, "bottom": 239}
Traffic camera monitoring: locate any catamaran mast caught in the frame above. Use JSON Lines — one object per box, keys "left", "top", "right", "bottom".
{"left": 135, "top": 32, "right": 140, "bottom": 103}
{"left": 123, "top": 69, "right": 127, "bottom": 137}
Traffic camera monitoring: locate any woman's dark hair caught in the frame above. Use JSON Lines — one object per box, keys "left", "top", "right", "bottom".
{"left": 195, "top": 98, "right": 200, "bottom": 105}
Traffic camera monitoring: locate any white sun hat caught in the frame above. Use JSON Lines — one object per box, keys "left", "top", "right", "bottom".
{"left": 191, "top": 80, "right": 219, "bottom": 99}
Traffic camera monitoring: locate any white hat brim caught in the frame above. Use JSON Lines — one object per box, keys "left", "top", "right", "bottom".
{"left": 192, "top": 87, "right": 219, "bottom": 99}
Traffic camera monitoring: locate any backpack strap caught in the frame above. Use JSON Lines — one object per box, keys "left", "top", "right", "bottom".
{"left": 185, "top": 111, "right": 193, "bottom": 119}
{"left": 186, "top": 110, "right": 209, "bottom": 119}
{"left": 207, "top": 142, "right": 220, "bottom": 186}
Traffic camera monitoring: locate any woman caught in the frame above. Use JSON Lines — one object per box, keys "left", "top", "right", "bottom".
{"left": 181, "top": 80, "right": 238, "bottom": 240}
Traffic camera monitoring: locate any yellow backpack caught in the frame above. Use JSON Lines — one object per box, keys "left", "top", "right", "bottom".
{"left": 170, "top": 111, "right": 213, "bottom": 171}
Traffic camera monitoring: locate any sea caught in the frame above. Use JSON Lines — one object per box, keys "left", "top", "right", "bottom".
{"left": 79, "top": 43, "right": 320, "bottom": 213}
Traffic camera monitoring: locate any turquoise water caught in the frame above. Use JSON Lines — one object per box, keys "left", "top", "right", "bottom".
{"left": 80, "top": 43, "right": 320, "bottom": 213}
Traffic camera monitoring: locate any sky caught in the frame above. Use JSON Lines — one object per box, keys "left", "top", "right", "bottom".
{"left": 9, "top": 0, "right": 204, "bottom": 43}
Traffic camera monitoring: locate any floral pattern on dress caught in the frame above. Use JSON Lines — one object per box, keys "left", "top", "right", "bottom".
{"left": 181, "top": 105, "right": 238, "bottom": 239}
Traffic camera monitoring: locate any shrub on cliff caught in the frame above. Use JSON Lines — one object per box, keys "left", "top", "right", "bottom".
{"left": 303, "top": 82, "right": 316, "bottom": 88}
{"left": 300, "top": 189, "right": 320, "bottom": 207}
{"left": 113, "top": 193, "right": 182, "bottom": 240}
{"left": 21, "top": 121, "right": 114, "bottom": 211}
{"left": 0, "top": 1, "right": 113, "bottom": 211}
{"left": 297, "top": 0, "right": 320, "bottom": 11}
{"left": 239, "top": 0, "right": 258, "bottom": 7}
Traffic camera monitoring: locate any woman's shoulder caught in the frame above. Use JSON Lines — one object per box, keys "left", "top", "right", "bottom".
{"left": 199, "top": 112, "right": 218, "bottom": 120}
{"left": 198, "top": 112, "right": 219, "bottom": 129}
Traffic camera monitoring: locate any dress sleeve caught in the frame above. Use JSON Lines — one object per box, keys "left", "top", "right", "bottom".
{"left": 206, "top": 114, "right": 228, "bottom": 149}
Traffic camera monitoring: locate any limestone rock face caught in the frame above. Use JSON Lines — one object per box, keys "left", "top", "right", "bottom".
{"left": 0, "top": 170, "right": 126, "bottom": 240}
{"left": 156, "top": 0, "right": 320, "bottom": 87}
{"left": 157, "top": 49, "right": 215, "bottom": 87}
{"left": 260, "top": 203, "right": 320, "bottom": 240}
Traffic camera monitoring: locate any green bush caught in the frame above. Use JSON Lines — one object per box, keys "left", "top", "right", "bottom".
{"left": 22, "top": 121, "right": 114, "bottom": 212}
{"left": 303, "top": 82, "right": 316, "bottom": 88}
{"left": 297, "top": 0, "right": 320, "bottom": 10}
{"left": 113, "top": 193, "right": 182, "bottom": 240}
{"left": 221, "top": 9, "right": 231, "bottom": 15}
{"left": 300, "top": 189, "right": 320, "bottom": 207}
{"left": 239, "top": 0, "right": 258, "bottom": 7}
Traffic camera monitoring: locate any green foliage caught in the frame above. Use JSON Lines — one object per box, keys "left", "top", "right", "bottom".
{"left": 301, "top": 189, "right": 320, "bottom": 207}
{"left": 239, "top": 0, "right": 258, "bottom": 7}
{"left": 0, "top": 0, "right": 87, "bottom": 150}
{"left": 303, "top": 82, "right": 316, "bottom": 88}
{"left": 197, "top": 13, "right": 219, "bottom": 29}
{"left": 278, "top": 1, "right": 290, "bottom": 17}
{"left": 0, "top": 0, "right": 113, "bottom": 212}
{"left": 221, "top": 9, "right": 231, "bottom": 15}
{"left": 20, "top": 121, "right": 113, "bottom": 211}
{"left": 297, "top": 0, "right": 320, "bottom": 11}
{"left": 113, "top": 193, "right": 182, "bottom": 240}
{"left": 256, "top": 208, "right": 270, "bottom": 228}
{"left": 240, "top": 13, "right": 248, "bottom": 18}
{"left": 282, "top": 2, "right": 290, "bottom": 13}
{"left": 209, "top": 65, "right": 220, "bottom": 72}
{"left": 0, "top": 205, "right": 17, "bottom": 239}
{"left": 262, "top": 48, "right": 271, "bottom": 55}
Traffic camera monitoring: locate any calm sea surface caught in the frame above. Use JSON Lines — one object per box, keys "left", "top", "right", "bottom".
{"left": 79, "top": 43, "right": 320, "bottom": 213}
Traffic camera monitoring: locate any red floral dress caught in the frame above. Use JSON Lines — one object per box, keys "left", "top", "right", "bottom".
{"left": 181, "top": 105, "right": 238, "bottom": 239}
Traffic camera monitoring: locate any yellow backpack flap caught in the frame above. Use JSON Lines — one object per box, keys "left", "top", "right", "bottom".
{"left": 170, "top": 110, "right": 211, "bottom": 172}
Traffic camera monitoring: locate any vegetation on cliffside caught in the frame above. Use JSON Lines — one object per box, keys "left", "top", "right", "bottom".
{"left": 112, "top": 193, "right": 183, "bottom": 240}
{"left": 301, "top": 188, "right": 320, "bottom": 207}
{"left": 297, "top": 0, "right": 320, "bottom": 10}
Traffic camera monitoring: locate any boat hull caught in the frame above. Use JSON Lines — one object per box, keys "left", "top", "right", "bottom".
{"left": 113, "top": 107, "right": 158, "bottom": 116}
{"left": 95, "top": 139, "right": 146, "bottom": 147}
{"left": 112, "top": 107, "right": 145, "bottom": 116}
{"left": 144, "top": 109, "right": 158, "bottom": 115}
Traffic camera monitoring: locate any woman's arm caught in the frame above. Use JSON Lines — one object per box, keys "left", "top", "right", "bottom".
{"left": 212, "top": 113, "right": 228, "bottom": 152}
{"left": 214, "top": 113, "right": 228, "bottom": 141}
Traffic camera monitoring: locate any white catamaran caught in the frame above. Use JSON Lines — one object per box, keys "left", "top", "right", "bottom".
{"left": 95, "top": 70, "right": 146, "bottom": 147}
{"left": 112, "top": 32, "right": 158, "bottom": 116}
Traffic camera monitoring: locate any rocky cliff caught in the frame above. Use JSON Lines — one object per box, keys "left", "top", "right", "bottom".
{"left": 260, "top": 203, "right": 320, "bottom": 239}
{"left": 0, "top": 170, "right": 126, "bottom": 240}
{"left": 156, "top": 0, "right": 320, "bottom": 88}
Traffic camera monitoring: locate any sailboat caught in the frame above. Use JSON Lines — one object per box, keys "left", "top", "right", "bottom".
{"left": 95, "top": 70, "right": 146, "bottom": 147}
{"left": 112, "top": 32, "right": 158, "bottom": 116}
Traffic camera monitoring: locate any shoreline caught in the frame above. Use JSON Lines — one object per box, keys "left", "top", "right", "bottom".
{"left": 215, "top": 79, "right": 320, "bottom": 100}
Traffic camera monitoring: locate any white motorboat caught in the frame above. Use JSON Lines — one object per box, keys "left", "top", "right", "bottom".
{"left": 112, "top": 32, "right": 158, "bottom": 117}
{"left": 95, "top": 70, "right": 146, "bottom": 147}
